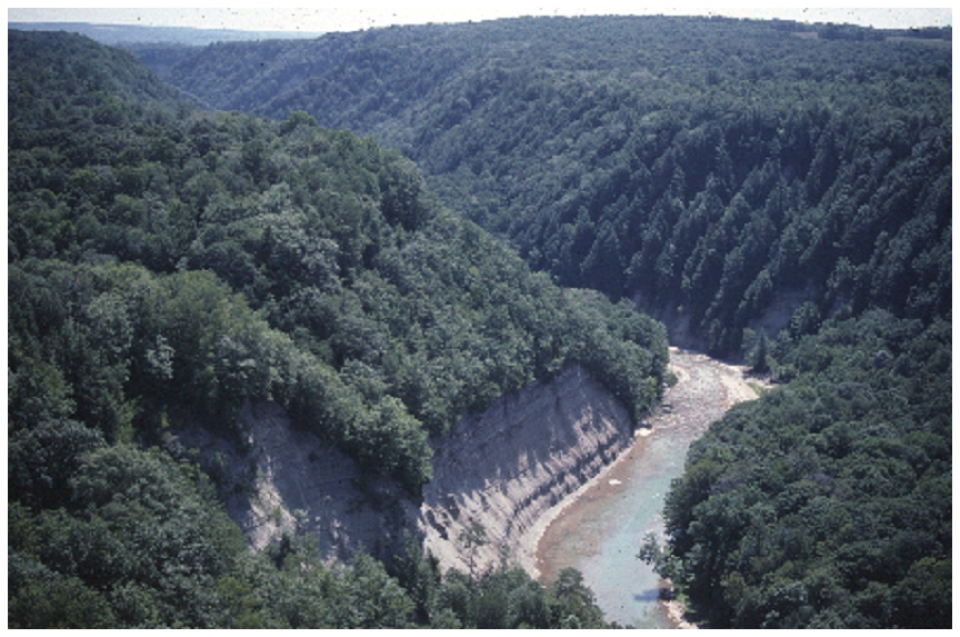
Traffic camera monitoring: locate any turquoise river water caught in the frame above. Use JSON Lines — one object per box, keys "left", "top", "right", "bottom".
{"left": 536, "top": 349, "right": 759, "bottom": 628}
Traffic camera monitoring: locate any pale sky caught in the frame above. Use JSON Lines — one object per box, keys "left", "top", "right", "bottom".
{"left": 7, "top": 4, "right": 953, "bottom": 33}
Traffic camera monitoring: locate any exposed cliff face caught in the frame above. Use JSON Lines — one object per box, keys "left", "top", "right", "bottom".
{"left": 419, "top": 364, "right": 635, "bottom": 576}
{"left": 186, "top": 364, "right": 635, "bottom": 577}
{"left": 178, "top": 401, "right": 416, "bottom": 564}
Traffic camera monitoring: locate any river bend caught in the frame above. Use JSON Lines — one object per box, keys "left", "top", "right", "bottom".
{"left": 536, "top": 348, "right": 759, "bottom": 628}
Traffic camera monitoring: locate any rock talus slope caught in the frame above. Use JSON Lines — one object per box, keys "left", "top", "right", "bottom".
{"left": 179, "top": 400, "right": 415, "bottom": 564}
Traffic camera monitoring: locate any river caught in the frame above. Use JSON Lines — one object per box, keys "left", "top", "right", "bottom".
{"left": 535, "top": 348, "right": 760, "bottom": 628}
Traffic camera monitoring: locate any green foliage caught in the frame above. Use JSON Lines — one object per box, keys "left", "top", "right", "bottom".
{"left": 9, "top": 30, "right": 666, "bottom": 496}
{"left": 9, "top": 29, "right": 646, "bottom": 628}
{"left": 9, "top": 444, "right": 246, "bottom": 628}
{"left": 159, "top": 16, "right": 951, "bottom": 355}
{"left": 8, "top": 559, "right": 118, "bottom": 629}
{"left": 424, "top": 563, "right": 608, "bottom": 628}
{"left": 457, "top": 519, "right": 488, "bottom": 578}
{"left": 163, "top": 24, "right": 947, "bottom": 626}
{"left": 12, "top": 20, "right": 949, "bottom": 630}
{"left": 656, "top": 312, "right": 951, "bottom": 628}
{"left": 9, "top": 419, "right": 106, "bottom": 511}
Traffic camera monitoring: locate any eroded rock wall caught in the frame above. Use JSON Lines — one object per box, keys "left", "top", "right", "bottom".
{"left": 184, "top": 364, "right": 634, "bottom": 578}
{"left": 419, "top": 364, "right": 635, "bottom": 576}
{"left": 178, "top": 401, "right": 416, "bottom": 565}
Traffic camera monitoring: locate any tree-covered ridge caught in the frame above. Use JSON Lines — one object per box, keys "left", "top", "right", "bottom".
{"left": 9, "top": 436, "right": 610, "bottom": 628}
{"left": 158, "top": 16, "right": 951, "bottom": 355}
{"left": 9, "top": 29, "right": 193, "bottom": 139}
{"left": 10, "top": 28, "right": 667, "bottom": 486}
{"left": 641, "top": 311, "right": 950, "bottom": 628}
{"left": 8, "top": 30, "right": 662, "bottom": 627}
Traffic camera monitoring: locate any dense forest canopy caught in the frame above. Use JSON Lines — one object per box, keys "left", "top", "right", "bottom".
{"left": 8, "top": 14, "right": 951, "bottom": 629}
{"left": 141, "top": 14, "right": 950, "bottom": 629}
{"left": 8, "top": 29, "right": 666, "bottom": 627}
{"left": 157, "top": 16, "right": 951, "bottom": 355}
{"left": 644, "top": 310, "right": 951, "bottom": 628}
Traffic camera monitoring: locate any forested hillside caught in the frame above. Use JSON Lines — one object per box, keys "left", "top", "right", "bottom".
{"left": 8, "top": 16, "right": 951, "bottom": 629}
{"left": 8, "top": 30, "right": 666, "bottom": 627}
{"left": 157, "top": 16, "right": 951, "bottom": 356}
{"left": 643, "top": 311, "right": 951, "bottom": 628}
{"left": 140, "top": 15, "right": 951, "bottom": 629}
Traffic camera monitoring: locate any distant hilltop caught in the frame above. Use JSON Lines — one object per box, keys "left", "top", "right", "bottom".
{"left": 8, "top": 21, "right": 324, "bottom": 46}
{"left": 9, "top": 19, "right": 949, "bottom": 49}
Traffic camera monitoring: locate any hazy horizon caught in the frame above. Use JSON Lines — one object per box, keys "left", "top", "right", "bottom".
{"left": 8, "top": 5, "right": 953, "bottom": 35}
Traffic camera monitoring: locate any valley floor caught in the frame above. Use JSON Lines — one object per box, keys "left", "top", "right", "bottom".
{"left": 535, "top": 348, "right": 763, "bottom": 627}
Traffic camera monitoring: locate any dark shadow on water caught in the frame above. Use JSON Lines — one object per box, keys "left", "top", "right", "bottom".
{"left": 633, "top": 588, "right": 662, "bottom": 603}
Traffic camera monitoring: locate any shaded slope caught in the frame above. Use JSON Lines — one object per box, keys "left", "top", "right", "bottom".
{"left": 9, "top": 29, "right": 663, "bottom": 628}
{"left": 654, "top": 312, "right": 951, "bottom": 628}
{"left": 9, "top": 30, "right": 668, "bottom": 492}
{"left": 159, "top": 16, "right": 951, "bottom": 354}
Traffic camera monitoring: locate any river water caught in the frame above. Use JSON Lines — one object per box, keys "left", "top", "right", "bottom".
{"left": 536, "top": 348, "right": 759, "bottom": 628}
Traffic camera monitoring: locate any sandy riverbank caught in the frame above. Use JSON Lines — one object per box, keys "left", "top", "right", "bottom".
{"left": 532, "top": 348, "right": 764, "bottom": 627}
{"left": 419, "top": 363, "right": 637, "bottom": 577}
{"left": 516, "top": 425, "right": 655, "bottom": 579}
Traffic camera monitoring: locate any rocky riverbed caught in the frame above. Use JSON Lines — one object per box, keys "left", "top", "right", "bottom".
{"left": 178, "top": 346, "right": 760, "bottom": 630}
{"left": 535, "top": 348, "right": 762, "bottom": 628}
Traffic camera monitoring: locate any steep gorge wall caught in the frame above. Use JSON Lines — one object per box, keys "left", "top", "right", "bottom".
{"left": 186, "top": 364, "right": 636, "bottom": 577}
{"left": 178, "top": 400, "right": 416, "bottom": 564}
{"left": 419, "top": 363, "right": 636, "bottom": 576}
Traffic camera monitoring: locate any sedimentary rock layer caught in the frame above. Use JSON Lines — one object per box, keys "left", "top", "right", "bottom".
{"left": 419, "top": 364, "right": 635, "bottom": 575}
{"left": 196, "top": 364, "right": 634, "bottom": 576}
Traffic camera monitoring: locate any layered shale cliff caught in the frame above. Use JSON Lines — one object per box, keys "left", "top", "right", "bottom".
{"left": 420, "top": 363, "right": 636, "bottom": 576}
{"left": 187, "top": 364, "right": 636, "bottom": 576}
{"left": 178, "top": 400, "right": 416, "bottom": 563}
